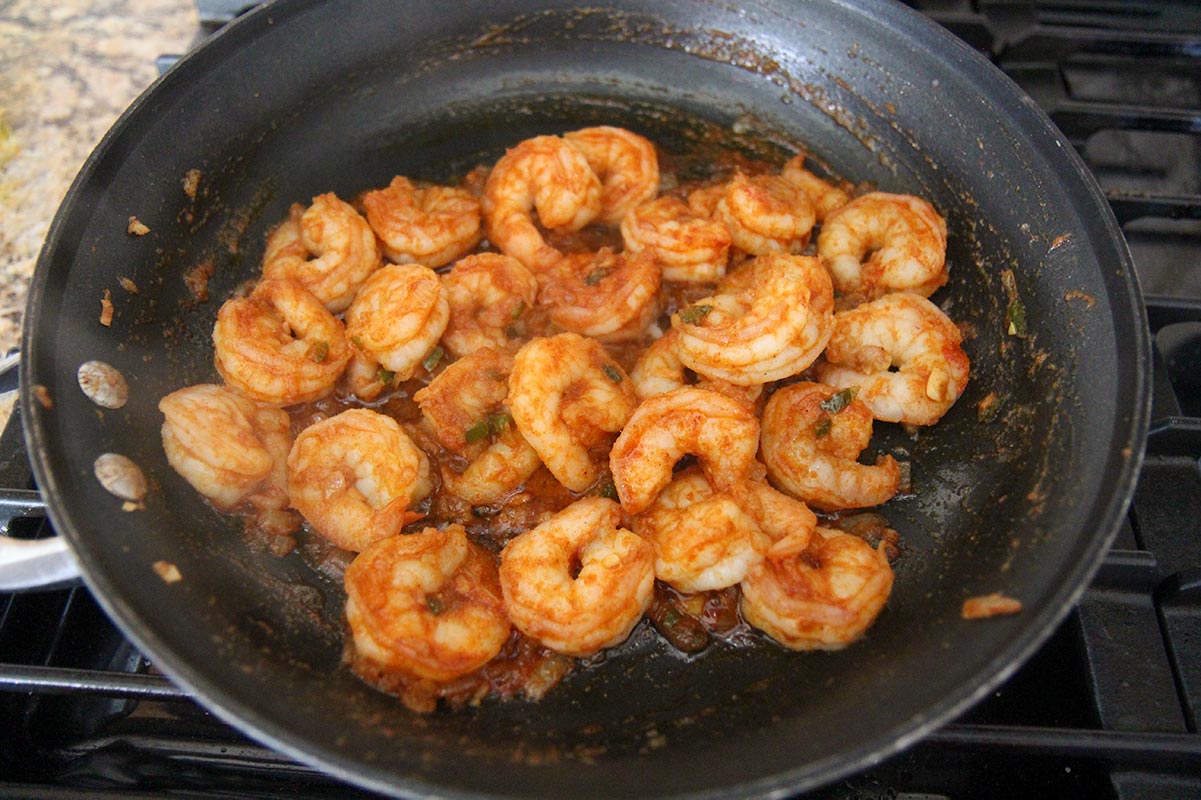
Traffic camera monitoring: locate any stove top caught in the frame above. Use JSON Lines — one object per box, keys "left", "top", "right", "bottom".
{"left": 1, "top": 1, "right": 1199, "bottom": 798}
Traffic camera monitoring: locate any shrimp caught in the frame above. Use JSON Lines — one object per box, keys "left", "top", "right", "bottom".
{"left": 714, "top": 172, "right": 816, "bottom": 255}
{"left": 482, "top": 135, "right": 602, "bottom": 272}
{"left": 508, "top": 333, "right": 637, "bottom": 492}
{"left": 441, "top": 253, "right": 539, "bottom": 358}
{"left": 361, "top": 176, "right": 482, "bottom": 268}
{"left": 159, "top": 383, "right": 291, "bottom": 511}
{"left": 671, "top": 254, "right": 834, "bottom": 386}
{"left": 537, "top": 248, "right": 661, "bottom": 343}
{"left": 760, "top": 382, "right": 901, "bottom": 511}
{"left": 740, "top": 526, "right": 894, "bottom": 650}
{"left": 287, "top": 408, "right": 432, "bottom": 551}
{"left": 345, "top": 525, "right": 510, "bottom": 684}
{"left": 817, "top": 191, "right": 948, "bottom": 302}
{"left": 629, "top": 328, "right": 762, "bottom": 407}
{"left": 814, "top": 293, "right": 970, "bottom": 426}
{"left": 213, "top": 278, "right": 351, "bottom": 406}
{"left": 562, "top": 125, "right": 659, "bottom": 225}
{"left": 261, "top": 194, "right": 380, "bottom": 313}
{"left": 620, "top": 196, "right": 732, "bottom": 283}
{"left": 345, "top": 263, "right": 449, "bottom": 380}
{"left": 413, "top": 347, "right": 541, "bottom": 504}
{"left": 609, "top": 387, "right": 760, "bottom": 515}
{"left": 499, "top": 497, "right": 654, "bottom": 656}
{"left": 780, "top": 154, "right": 851, "bottom": 222}
{"left": 634, "top": 468, "right": 770, "bottom": 594}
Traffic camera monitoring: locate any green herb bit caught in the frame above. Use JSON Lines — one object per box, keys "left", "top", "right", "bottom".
{"left": 510, "top": 300, "right": 526, "bottom": 320}
{"left": 585, "top": 268, "right": 610, "bottom": 286}
{"left": 427, "top": 596, "right": 446, "bottom": 615}
{"left": 376, "top": 367, "right": 395, "bottom": 384}
{"left": 813, "top": 415, "right": 832, "bottom": 438}
{"left": 487, "top": 412, "right": 511, "bottom": 436}
{"left": 662, "top": 609, "right": 681, "bottom": 629}
{"left": 1000, "top": 269, "right": 1028, "bottom": 338}
{"left": 309, "top": 340, "right": 329, "bottom": 363}
{"left": 350, "top": 335, "right": 366, "bottom": 350}
{"left": 465, "top": 420, "right": 490, "bottom": 443}
{"left": 601, "top": 363, "right": 624, "bottom": 384}
{"left": 679, "top": 304, "right": 714, "bottom": 325}
{"left": 422, "top": 345, "right": 444, "bottom": 372}
{"left": 594, "top": 478, "right": 618, "bottom": 500}
{"left": 819, "top": 386, "right": 859, "bottom": 415}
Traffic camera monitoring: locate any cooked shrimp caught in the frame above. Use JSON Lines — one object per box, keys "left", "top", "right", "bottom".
{"left": 760, "top": 381, "right": 901, "bottom": 511}
{"left": 635, "top": 468, "right": 770, "bottom": 593}
{"left": 537, "top": 248, "right": 661, "bottom": 343}
{"left": 261, "top": 194, "right": 380, "bottom": 313}
{"left": 740, "top": 526, "right": 894, "bottom": 650}
{"left": 361, "top": 176, "right": 482, "bottom": 268}
{"left": 733, "top": 478, "right": 818, "bottom": 561}
{"left": 499, "top": 497, "right": 654, "bottom": 656}
{"left": 563, "top": 125, "right": 659, "bottom": 225}
{"left": 508, "top": 333, "right": 637, "bottom": 492}
{"left": 629, "top": 328, "right": 762, "bottom": 406}
{"left": 413, "top": 347, "right": 541, "bottom": 504}
{"left": 345, "top": 525, "right": 510, "bottom": 683}
{"left": 621, "top": 196, "right": 731, "bottom": 283}
{"left": 780, "top": 154, "right": 851, "bottom": 222}
{"left": 287, "top": 409, "right": 432, "bottom": 551}
{"left": 482, "top": 135, "right": 602, "bottom": 272}
{"left": 345, "top": 263, "right": 449, "bottom": 380}
{"left": 441, "top": 253, "right": 539, "bottom": 357}
{"left": 159, "top": 383, "right": 291, "bottom": 510}
{"left": 814, "top": 293, "right": 970, "bottom": 426}
{"left": 817, "top": 191, "right": 948, "bottom": 301}
{"left": 341, "top": 349, "right": 397, "bottom": 403}
{"left": 672, "top": 254, "right": 834, "bottom": 386}
{"left": 609, "top": 387, "right": 759, "bottom": 515}
{"left": 714, "top": 172, "right": 816, "bottom": 255}
{"left": 213, "top": 278, "right": 351, "bottom": 406}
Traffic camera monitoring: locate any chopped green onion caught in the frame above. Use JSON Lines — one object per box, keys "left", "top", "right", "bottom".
{"left": 813, "top": 415, "right": 832, "bottom": 438}
{"left": 601, "top": 364, "right": 624, "bottom": 384}
{"left": 487, "top": 412, "right": 511, "bottom": 436}
{"left": 350, "top": 335, "right": 365, "bottom": 350}
{"left": 427, "top": 596, "right": 446, "bottom": 615}
{"left": 422, "top": 345, "right": 444, "bottom": 371}
{"left": 679, "top": 304, "right": 714, "bottom": 325}
{"left": 1000, "top": 269, "right": 1028, "bottom": 338}
{"left": 594, "top": 478, "right": 618, "bottom": 500}
{"left": 662, "top": 609, "right": 681, "bottom": 629}
{"left": 465, "top": 420, "right": 490, "bottom": 443}
{"left": 585, "top": 268, "right": 610, "bottom": 286}
{"left": 309, "top": 341, "right": 329, "bottom": 363}
{"left": 376, "top": 367, "right": 395, "bottom": 384}
{"left": 510, "top": 300, "right": 526, "bottom": 319}
{"left": 819, "top": 386, "right": 859, "bottom": 415}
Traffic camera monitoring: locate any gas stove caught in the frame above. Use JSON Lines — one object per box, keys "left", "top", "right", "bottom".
{"left": 0, "top": 1, "right": 1198, "bottom": 798}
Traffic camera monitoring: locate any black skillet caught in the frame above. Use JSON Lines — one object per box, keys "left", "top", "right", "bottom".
{"left": 20, "top": 0, "right": 1148, "bottom": 797}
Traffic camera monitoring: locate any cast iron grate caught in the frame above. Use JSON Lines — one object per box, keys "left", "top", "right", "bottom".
{"left": 1, "top": 2, "right": 1200, "bottom": 798}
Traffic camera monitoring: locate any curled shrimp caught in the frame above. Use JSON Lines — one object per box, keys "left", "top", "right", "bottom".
{"left": 760, "top": 382, "right": 900, "bottom": 511}
{"left": 482, "top": 135, "right": 602, "bottom": 272}
{"left": 609, "top": 387, "right": 760, "bottom": 515}
{"left": 499, "top": 497, "right": 654, "bottom": 656}
{"left": 562, "top": 125, "right": 659, "bottom": 225}
{"left": 159, "top": 383, "right": 291, "bottom": 511}
{"left": 287, "top": 409, "right": 432, "bottom": 551}
{"left": 537, "top": 248, "right": 661, "bottom": 343}
{"left": 814, "top": 293, "right": 970, "bottom": 426}
{"left": 621, "top": 196, "right": 732, "bottom": 283}
{"left": 345, "top": 263, "right": 449, "bottom": 380}
{"left": 441, "top": 253, "right": 539, "bottom": 358}
{"left": 635, "top": 468, "right": 770, "bottom": 594}
{"left": 261, "top": 194, "right": 380, "bottom": 313}
{"left": 780, "top": 154, "right": 851, "bottom": 222}
{"left": 714, "top": 172, "right": 816, "bottom": 255}
{"left": 672, "top": 254, "right": 834, "bottom": 386}
{"left": 413, "top": 347, "right": 541, "bottom": 505}
{"left": 361, "top": 176, "right": 482, "bottom": 268}
{"left": 213, "top": 278, "right": 351, "bottom": 406}
{"left": 740, "top": 526, "right": 894, "bottom": 650}
{"left": 817, "top": 191, "right": 948, "bottom": 301}
{"left": 629, "top": 328, "right": 762, "bottom": 407}
{"left": 345, "top": 525, "right": 510, "bottom": 684}
{"left": 508, "top": 333, "right": 637, "bottom": 492}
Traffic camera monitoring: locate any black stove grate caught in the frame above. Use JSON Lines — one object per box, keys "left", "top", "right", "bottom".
{"left": 3, "top": 2, "right": 1201, "bottom": 798}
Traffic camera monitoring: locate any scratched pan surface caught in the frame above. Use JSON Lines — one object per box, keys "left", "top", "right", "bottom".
{"left": 22, "top": 1, "right": 1147, "bottom": 797}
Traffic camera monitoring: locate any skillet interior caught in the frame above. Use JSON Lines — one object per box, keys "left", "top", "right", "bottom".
{"left": 22, "top": 1, "right": 1147, "bottom": 797}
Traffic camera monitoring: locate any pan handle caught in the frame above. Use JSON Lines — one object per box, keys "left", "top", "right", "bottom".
{"left": 0, "top": 352, "right": 82, "bottom": 592}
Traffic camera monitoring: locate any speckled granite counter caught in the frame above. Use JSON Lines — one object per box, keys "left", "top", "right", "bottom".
{"left": 0, "top": 0, "right": 199, "bottom": 362}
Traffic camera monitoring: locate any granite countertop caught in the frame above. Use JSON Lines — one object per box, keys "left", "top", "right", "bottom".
{"left": 0, "top": 0, "right": 199, "bottom": 360}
